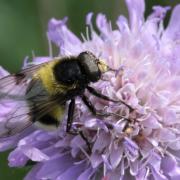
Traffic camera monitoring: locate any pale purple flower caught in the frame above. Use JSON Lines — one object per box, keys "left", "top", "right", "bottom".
{"left": 1, "top": 0, "right": 180, "bottom": 179}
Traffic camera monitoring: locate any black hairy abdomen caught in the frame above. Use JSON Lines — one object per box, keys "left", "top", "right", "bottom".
{"left": 38, "top": 114, "right": 59, "bottom": 127}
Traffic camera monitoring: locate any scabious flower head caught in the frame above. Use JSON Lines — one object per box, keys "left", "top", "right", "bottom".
{"left": 1, "top": 0, "right": 180, "bottom": 179}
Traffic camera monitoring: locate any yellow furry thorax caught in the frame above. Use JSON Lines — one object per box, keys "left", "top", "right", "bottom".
{"left": 33, "top": 60, "right": 73, "bottom": 95}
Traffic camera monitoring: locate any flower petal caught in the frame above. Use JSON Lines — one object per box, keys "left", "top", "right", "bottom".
{"left": 35, "top": 153, "right": 75, "bottom": 179}
{"left": 123, "top": 137, "right": 139, "bottom": 161}
{"left": 125, "top": 0, "right": 145, "bottom": 32}
{"left": 57, "top": 160, "right": 87, "bottom": 180}
{"left": 47, "top": 18, "right": 82, "bottom": 55}
{"left": 8, "top": 149, "right": 29, "bottom": 167}
{"left": 21, "top": 146, "right": 49, "bottom": 162}
{"left": 163, "top": 5, "right": 180, "bottom": 41}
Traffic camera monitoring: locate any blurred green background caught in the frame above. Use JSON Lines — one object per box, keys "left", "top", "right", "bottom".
{"left": 0, "top": 0, "right": 179, "bottom": 179}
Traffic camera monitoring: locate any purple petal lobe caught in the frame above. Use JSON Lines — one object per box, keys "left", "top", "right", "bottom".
{"left": 77, "top": 167, "right": 94, "bottom": 180}
{"left": 125, "top": 0, "right": 145, "bottom": 32}
{"left": 161, "top": 155, "right": 176, "bottom": 173}
{"left": 161, "top": 155, "right": 180, "bottom": 179}
{"left": 109, "top": 145, "right": 123, "bottom": 169}
{"left": 150, "top": 6, "right": 171, "bottom": 21}
{"left": 123, "top": 137, "right": 139, "bottom": 161}
{"left": 90, "top": 152, "right": 102, "bottom": 168}
{"left": 163, "top": 5, "right": 180, "bottom": 41}
{"left": 8, "top": 149, "right": 29, "bottom": 167}
{"left": 0, "top": 138, "right": 16, "bottom": 152}
{"left": 96, "top": 13, "right": 110, "bottom": 37}
{"left": 35, "top": 153, "right": 75, "bottom": 179}
{"left": 86, "top": 12, "right": 93, "bottom": 25}
{"left": 116, "top": 15, "right": 130, "bottom": 34}
{"left": 151, "top": 166, "right": 168, "bottom": 180}
{"left": 92, "top": 131, "right": 111, "bottom": 153}
{"left": 47, "top": 18, "right": 81, "bottom": 55}
{"left": 21, "top": 146, "right": 49, "bottom": 162}
{"left": 25, "top": 163, "right": 42, "bottom": 180}
{"left": 57, "top": 160, "right": 87, "bottom": 180}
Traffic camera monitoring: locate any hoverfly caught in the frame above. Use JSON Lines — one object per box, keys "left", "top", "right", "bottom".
{"left": 0, "top": 51, "right": 131, "bottom": 150}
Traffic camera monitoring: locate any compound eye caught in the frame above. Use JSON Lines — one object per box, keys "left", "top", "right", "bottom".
{"left": 78, "top": 51, "right": 101, "bottom": 82}
{"left": 79, "top": 51, "right": 97, "bottom": 61}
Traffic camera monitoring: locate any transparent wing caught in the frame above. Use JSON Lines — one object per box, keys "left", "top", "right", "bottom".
{"left": 0, "top": 63, "right": 64, "bottom": 138}
{"left": 0, "top": 63, "right": 45, "bottom": 98}
{"left": 0, "top": 96, "right": 59, "bottom": 138}
{"left": 0, "top": 100, "right": 33, "bottom": 138}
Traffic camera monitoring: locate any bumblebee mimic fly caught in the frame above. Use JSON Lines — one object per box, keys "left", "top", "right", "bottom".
{"left": 0, "top": 51, "right": 131, "bottom": 145}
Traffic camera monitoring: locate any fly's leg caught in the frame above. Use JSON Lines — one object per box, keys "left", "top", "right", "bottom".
{"left": 66, "top": 98, "right": 91, "bottom": 153}
{"left": 86, "top": 86, "right": 134, "bottom": 112}
{"left": 82, "top": 94, "right": 117, "bottom": 117}
{"left": 66, "top": 98, "right": 75, "bottom": 132}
